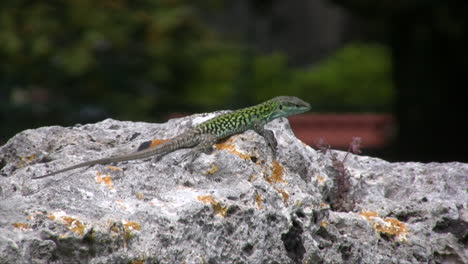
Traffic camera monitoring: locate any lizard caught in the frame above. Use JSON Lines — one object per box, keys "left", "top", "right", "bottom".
{"left": 32, "top": 96, "right": 310, "bottom": 179}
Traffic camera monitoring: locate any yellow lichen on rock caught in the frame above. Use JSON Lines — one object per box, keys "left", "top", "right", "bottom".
{"left": 273, "top": 187, "right": 289, "bottom": 204}
{"left": 315, "top": 174, "right": 326, "bottom": 184}
{"left": 106, "top": 165, "right": 123, "bottom": 172}
{"left": 197, "top": 195, "right": 228, "bottom": 217}
{"left": 18, "top": 154, "right": 36, "bottom": 167}
{"left": 320, "top": 220, "right": 329, "bottom": 228}
{"left": 203, "top": 164, "right": 219, "bottom": 175}
{"left": 136, "top": 192, "right": 144, "bottom": 200}
{"left": 123, "top": 221, "right": 141, "bottom": 232}
{"left": 96, "top": 172, "right": 114, "bottom": 189}
{"left": 47, "top": 211, "right": 87, "bottom": 236}
{"left": 265, "top": 160, "right": 286, "bottom": 184}
{"left": 11, "top": 222, "right": 31, "bottom": 231}
{"left": 255, "top": 194, "right": 263, "bottom": 209}
{"left": 214, "top": 136, "right": 251, "bottom": 160}
{"left": 61, "top": 216, "right": 87, "bottom": 236}
{"left": 360, "top": 211, "right": 408, "bottom": 243}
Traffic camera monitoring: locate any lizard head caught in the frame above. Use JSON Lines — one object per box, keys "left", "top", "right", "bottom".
{"left": 268, "top": 96, "right": 311, "bottom": 120}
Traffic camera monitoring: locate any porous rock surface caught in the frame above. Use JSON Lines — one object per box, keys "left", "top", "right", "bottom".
{"left": 0, "top": 114, "right": 467, "bottom": 264}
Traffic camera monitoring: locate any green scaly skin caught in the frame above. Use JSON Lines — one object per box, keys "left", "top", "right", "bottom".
{"left": 32, "top": 96, "right": 310, "bottom": 179}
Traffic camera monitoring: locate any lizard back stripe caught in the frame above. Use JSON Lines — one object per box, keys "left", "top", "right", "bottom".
{"left": 196, "top": 100, "right": 278, "bottom": 139}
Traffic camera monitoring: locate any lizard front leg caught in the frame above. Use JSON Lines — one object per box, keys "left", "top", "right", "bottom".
{"left": 254, "top": 123, "right": 278, "bottom": 160}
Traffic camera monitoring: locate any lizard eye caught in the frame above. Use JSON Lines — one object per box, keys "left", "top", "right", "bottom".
{"left": 279, "top": 105, "right": 283, "bottom": 110}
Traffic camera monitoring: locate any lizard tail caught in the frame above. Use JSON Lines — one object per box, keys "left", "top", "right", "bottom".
{"left": 31, "top": 157, "right": 115, "bottom": 179}
{"left": 32, "top": 130, "right": 201, "bottom": 179}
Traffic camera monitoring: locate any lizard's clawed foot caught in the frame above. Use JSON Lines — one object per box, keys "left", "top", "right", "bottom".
{"left": 178, "top": 150, "right": 199, "bottom": 164}
{"left": 152, "top": 155, "right": 163, "bottom": 163}
{"left": 271, "top": 151, "right": 277, "bottom": 161}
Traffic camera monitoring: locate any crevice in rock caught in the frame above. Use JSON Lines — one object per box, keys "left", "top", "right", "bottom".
{"left": 338, "top": 242, "right": 352, "bottom": 261}
{"left": 433, "top": 250, "right": 465, "bottom": 264}
{"left": 281, "top": 219, "right": 305, "bottom": 263}
{"left": 249, "top": 156, "right": 257, "bottom": 163}
{"left": 433, "top": 218, "right": 468, "bottom": 244}
{"left": 0, "top": 158, "right": 6, "bottom": 170}
{"left": 242, "top": 243, "right": 254, "bottom": 256}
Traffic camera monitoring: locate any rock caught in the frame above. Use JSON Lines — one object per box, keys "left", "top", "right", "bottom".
{"left": 0, "top": 115, "right": 467, "bottom": 264}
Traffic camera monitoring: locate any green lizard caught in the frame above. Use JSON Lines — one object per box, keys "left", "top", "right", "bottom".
{"left": 32, "top": 96, "right": 310, "bottom": 179}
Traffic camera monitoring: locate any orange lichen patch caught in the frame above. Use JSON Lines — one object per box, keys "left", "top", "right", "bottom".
{"left": 360, "top": 211, "right": 379, "bottom": 218}
{"left": 197, "top": 195, "right": 228, "bottom": 217}
{"left": 320, "top": 220, "right": 329, "bottom": 228}
{"left": 123, "top": 221, "right": 141, "bottom": 232}
{"left": 12, "top": 222, "right": 31, "bottom": 230}
{"left": 136, "top": 192, "right": 144, "bottom": 200}
{"left": 214, "top": 137, "right": 251, "bottom": 160}
{"left": 248, "top": 174, "right": 257, "bottom": 182}
{"left": 48, "top": 214, "right": 56, "bottom": 220}
{"left": 319, "top": 202, "right": 330, "bottom": 209}
{"left": 18, "top": 154, "right": 36, "bottom": 167}
{"left": 360, "top": 211, "right": 409, "bottom": 243}
{"left": 255, "top": 194, "right": 263, "bottom": 209}
{"left": 108, "top": 220, "right": 137, "bottom": 245}
{"left": 106, "top": 165, "right": 123, "bottom": 172}
{"left": 273, "top": 187, "right": 289, "bottom": 204}
{"left": 197, "top": 195, "right": 216, "bottom": 204}
{"left": 265, "top": 161, "right": 286, "bottom": 184}
{"left": 96, "top": 172, "right": 114, "bottom": 189}
{"left": 61, "top": 216, "right": 86, "bottom": 236}
{"left": 130, "top": 259, "right": 145, "bottom": 264}
{"left": 203, "top": 164, "right": 219, "bottom": 175}
{"left": 316, "top": 174, "right": 326, "bottom": 184}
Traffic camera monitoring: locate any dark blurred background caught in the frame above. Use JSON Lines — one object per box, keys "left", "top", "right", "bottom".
{"left": 1, "top": 0, "right": 467, "bottom": 162}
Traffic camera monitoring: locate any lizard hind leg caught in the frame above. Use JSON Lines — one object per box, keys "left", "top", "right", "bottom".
{"left": 178, "top": 134, "right": 218, "bottom": 164}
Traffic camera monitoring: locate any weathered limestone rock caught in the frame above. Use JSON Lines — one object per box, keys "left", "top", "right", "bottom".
{"left": 0, "top": 114, "right": 466, "bottom": 263}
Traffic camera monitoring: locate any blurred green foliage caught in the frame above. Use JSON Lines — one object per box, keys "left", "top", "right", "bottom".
{"left": 248, "top": 43, "right": 394, "bottom": 112}
{"left": 291, "top": 43, "right": 394, "bottom": 111}
{"left": 0, "top": 0, "right": 393, "bottom": 143}
{"left": 0, "top": 0, "right": 227, "bottom": 118}
{"left": 187, "top": 43, "right": 394, "bottom": 112}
